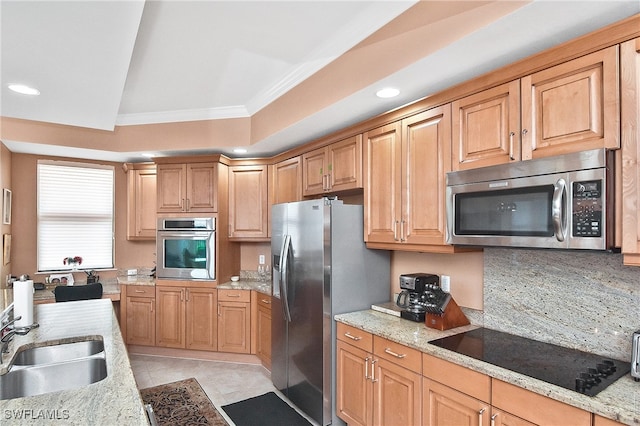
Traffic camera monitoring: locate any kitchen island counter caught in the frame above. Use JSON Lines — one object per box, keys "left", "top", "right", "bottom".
{"left": 0, "top": 299, "right": 147, "bottom": 425}
{"left": 335, "top": 309, "right": 639, "bottom": 426}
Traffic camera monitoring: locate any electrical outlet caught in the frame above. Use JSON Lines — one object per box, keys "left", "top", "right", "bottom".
{"left": 259, "top": 255, "right": 265, "bottom": 265}
{"left": 127, "top": 269, "right": 137, "bottom": 276}
{"left": 441, "top": 275, "right": 451, "bottom": 293}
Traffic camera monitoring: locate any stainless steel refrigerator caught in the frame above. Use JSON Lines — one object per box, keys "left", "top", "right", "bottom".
{"left": 271, "top": 198, "right": 390, "bottom": 425}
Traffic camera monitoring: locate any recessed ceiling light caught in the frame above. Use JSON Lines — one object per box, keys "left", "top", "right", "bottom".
{"left": 376, "top": 87, "right": 400, "bottom": 98}
{"left": 8, "top": 84, "right": 40, "bottom": 96}
{"left": 233, "top": 148, "right": 248, "bottom": 154}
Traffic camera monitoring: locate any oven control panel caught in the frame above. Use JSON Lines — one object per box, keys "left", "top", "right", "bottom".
{"left": 572, "top": 180, "right": 603, "bottom": 238}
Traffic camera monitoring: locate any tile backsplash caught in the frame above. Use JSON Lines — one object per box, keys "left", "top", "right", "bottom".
{"left": 483, "top": 248, "right": 639, "bottom": 361}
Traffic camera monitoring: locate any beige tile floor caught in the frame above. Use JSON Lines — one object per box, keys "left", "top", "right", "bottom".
{"left": 129, "top": 354, "right": 318, "bottom": 425}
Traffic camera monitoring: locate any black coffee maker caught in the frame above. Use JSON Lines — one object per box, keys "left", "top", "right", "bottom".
{"left": 396, "top": 273, "right": 442, "bottom": 322}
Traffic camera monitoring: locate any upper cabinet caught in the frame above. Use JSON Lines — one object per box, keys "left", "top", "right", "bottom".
{"left": 621, "top": 37, "right": 640, "bottom": 266}
{"left": 364, "top": 105, "right": 455, "bottom": 251}
{"left": 156, "top": 162, "right": 218, "bottom": 213}
{"left": 453, "top": 46, "right": 620, "bottom": 170}
{"left": 228, "top": 165, "right": 269, "bottom": 240}
{"left": 270, "top": 156, "right": 302, "bottom": 205}
{"left": 302, "top": 135, "right": 362, "bottom": 196}
{"left": 125, "top": 163, "right": 157, "bottom": 240}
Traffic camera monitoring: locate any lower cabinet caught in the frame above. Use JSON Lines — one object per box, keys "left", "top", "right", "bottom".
{"left": 336, "top": 323, "right": 421, "bottom": 426}
{"left": 217, "top": 289, "right": 251, "bottom": 353}
{"left": 156, "top": 285, "right": 217, "bottom": 350}
{"left": 254, "top": 293, "right": 272, "bottom": 368}
{"left": 122, "top": 285, "right": 156, "bottom": 346}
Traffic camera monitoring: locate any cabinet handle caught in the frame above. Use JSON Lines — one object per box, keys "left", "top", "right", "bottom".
{"left": 150, "top": 300, "right": 154, "bottom": 313}
{"left": 134, "top": 290, "right": 145, "bottom": 294}
{"left": 344, "top": 332, "right": 362, "bottom": 341}
{"left": 400, "top": 219, "right": 406, "bottom": 242}
{"left": 260, "top": 299, "right": 270, "bottom": 304}
{"left": 181, "top": 198, "right": 186, "bottom": 211}
{"left": 491, "top": 413, "right": 498, "bottom": 426}
{"left": 478, "top": 408, "right": 486, "bottom": 426}
{"left": 217, "top": 303, "right": 221, "bottom": 316}
{"left": 186, "top": 198, "right": 190, "bottom": 211}
{"left": 365, "top": 356, "right": 370, "bottom": 379}
{"left": 180, "top": 289, "right": 184, "bottom": 301}
{"left": 509, "top": 131, "right": 515, "bottom": 160}
{"left": 227, "top": 293, "right": 241, "bottom": 298}
{"left": 371, "top": 359, "right": 377, "bottom": 383}
{"left": 384, "top": 348, "right": 406, "bottom": 359}
{"left": 185, "top": 289, "right": 190, "bottom": 302}
{"left": 393, "top": 220, "right": 399, "bottom": 241}
{"left": 326, "top": 173, "right": 331, "bottom": 191}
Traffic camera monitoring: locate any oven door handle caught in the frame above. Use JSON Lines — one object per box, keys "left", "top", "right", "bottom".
{"left": 552, "top": 178, "right": 567, "bottom": 242}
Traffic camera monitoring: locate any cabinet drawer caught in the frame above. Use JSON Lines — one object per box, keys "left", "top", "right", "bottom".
{"left": 423, "top": 353, "right": 490, "bottom": 403}
{"left": 126, "top": 285, "right": 155, "bottom": 298}
{"left": 256, "top": 294, "right": 272, "bottom": 310}
{"left": 374, "top": 336, "right": 421, "bottom": 374}
{"left": 218, "top": 289, "right": 251, "bottom": 302}
{"left": 336, "top": 322, "right": 372, "bottom": 352}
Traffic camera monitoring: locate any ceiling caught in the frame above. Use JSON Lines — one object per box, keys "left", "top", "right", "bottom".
{"left": 1, "top": 1, "right": 639, "bottom": 162}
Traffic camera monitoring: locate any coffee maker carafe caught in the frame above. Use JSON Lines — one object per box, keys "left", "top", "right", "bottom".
{"left": 396, "top": 273, "right": 440, "bottom": 322}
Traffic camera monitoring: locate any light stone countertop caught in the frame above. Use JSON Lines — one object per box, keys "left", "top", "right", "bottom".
{"left": 218, "top": 279, "right": 271, "bottom": 295}
{"left": 0, "top": 299, "right": 148, "bottom": 425}
{"left": 335, "top": 310, "right": 640, "bottom": 426}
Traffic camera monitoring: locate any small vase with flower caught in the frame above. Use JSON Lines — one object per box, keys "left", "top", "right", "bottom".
{"left": 63, "top": 256, "right": 83, "bottom": 271}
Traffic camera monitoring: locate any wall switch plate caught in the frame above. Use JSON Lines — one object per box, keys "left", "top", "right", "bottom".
{"left": 441, "top": 275, "right": 451, "bottom": 293}
{"left": 259, "top": 255, "right": 265, "bottom": 265}
{"left": 127, "top": 269, "right": 137, "bottom": 276}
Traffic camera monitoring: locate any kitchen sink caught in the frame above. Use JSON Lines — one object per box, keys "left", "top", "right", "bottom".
{"left": 0, "top": 356, "right": 107, "bottom": 400}
{"left": 12, "top": 338, "right": 105, "bottom": 366}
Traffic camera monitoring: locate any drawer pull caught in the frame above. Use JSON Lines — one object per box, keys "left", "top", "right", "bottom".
{"left": 134, "top": 290, "right": 146, "bottom": 293}
{"left": 344, "top": 332, "right": 362, "bottom": 341}
{"left": 260, "top": 299, "right": 270, "bottom": 304}
{"left": 384, "top": 348, "right": 406, "bottom": 359}
{"left": 227, "top": 294, "right": 241, "bottom": 298}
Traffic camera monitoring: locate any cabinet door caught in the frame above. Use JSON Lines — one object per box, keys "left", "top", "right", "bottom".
{"left": 302, "top": 147, "right": 327, "bottom": 196}
{"left": 156, "top": 164, "right": 187, "bottom": 213}
{"left": 402, "top": 105, "right": 452, "bottom": 245}
{"left": 218, "top": 301, "right": 251, "bottom": 353}
{"left": 364, "top": 122, "right": 402, "bottom": 244}
{"left": 621, "top": 37, "right": 640, "bottom": 266}
{"left": 374, "top": 358, "right": 421, "bottom": 426}
{"left": 270, "top": 157, "right": 302, "bottom": 204}
{"left": 336, "top": 340, "right": 372, "bottom": 426}
{"left": 256, "top": 296, "right": 272, "bottom": 368}
{"left": 185, "top": 288, "right": 217, "bottom": 351}
{"left": 228, "top": 165, "right": 268, "bottom": 239}
{"left": 328, "top": 135, "right": 362, "bottom": 193}
{"left": 155, "top": 286, "right": 186, "bottom": 348}
{"left": 452, "top": 80, "right": 521, "bottom": 170}
{"left": 186, "top": 162, "right": 217, "bottom": 212}
{"left": 127, "top": 167, "right": 157, "bottom": 240}
{"left": 423, "top": 378, "right": 489, "bottom": 426}
{"left": 125, "top": 296, "right": 155, "bottom": 346}
{"left": 521, "top": 46, "right": 619, "bottom": 160}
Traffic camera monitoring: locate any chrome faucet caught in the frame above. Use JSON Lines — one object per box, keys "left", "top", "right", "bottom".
{"left": 0, "top": 316, "right": 21, "bottom": 364}
{"left": 0, "top": 315, "right": 22, "bottom": 337}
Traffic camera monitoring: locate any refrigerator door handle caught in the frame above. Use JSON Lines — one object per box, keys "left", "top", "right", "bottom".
{"left": 280, "top": 234, "right": 292, "bottom": 322}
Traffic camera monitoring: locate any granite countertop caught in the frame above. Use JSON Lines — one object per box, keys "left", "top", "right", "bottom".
{"left": 218, "top": 279, "right": 271, "bottom": 295}
{"left": 335, "top": 310, "right": 639, "bottom": 426}
{"left": 0, "top": 299, "right": 147, "bottom": 425}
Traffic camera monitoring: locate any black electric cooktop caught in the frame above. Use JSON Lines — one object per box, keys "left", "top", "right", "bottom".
{"left": 428, "top": 328, "right": 629, "bottom": 397}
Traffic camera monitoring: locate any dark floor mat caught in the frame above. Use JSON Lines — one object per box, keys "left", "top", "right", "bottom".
{"left": 222, "top": 392, "right": 312, "bottom": 426}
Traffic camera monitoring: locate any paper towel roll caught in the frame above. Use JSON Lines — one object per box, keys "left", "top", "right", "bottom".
{"left": 14, "top": 280, "right": 34, "bottom": 327}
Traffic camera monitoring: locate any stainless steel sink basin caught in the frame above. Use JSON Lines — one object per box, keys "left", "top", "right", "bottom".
{"left": 12, "top": 338, "right": 105, "bottom": 366}
{"left": 0, "top": 356, "right": 107, "bottom": 400}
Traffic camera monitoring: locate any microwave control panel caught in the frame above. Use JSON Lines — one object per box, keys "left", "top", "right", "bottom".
{"left": 572, "top": 180, "right": 603, "bottom": 237}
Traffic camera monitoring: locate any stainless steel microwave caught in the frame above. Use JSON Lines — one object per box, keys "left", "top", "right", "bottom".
{"left": 156, "top": 217, "right": 216, "bottom": 280}
{"left": 446, "top": 149, "right": 614, "bottom": 250}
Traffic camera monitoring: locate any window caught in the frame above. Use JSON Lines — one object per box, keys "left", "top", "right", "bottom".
{"left": 37, "top": 161, "right": 114, "bottom": 272}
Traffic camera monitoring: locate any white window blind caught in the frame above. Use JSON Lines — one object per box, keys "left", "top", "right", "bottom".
{"left": 37, "top": 161, "right": 114, "bottom": 272}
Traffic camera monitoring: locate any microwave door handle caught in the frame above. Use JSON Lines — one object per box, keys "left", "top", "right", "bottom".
{"left": 552, "top": 179, "right": 567, "bottom": 242}
{"left": 280, "top": 235, "right": 292, "bottom": 322}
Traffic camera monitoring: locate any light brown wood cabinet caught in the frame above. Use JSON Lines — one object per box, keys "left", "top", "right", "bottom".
{"left": 217, "top": 289, "right": 251, "bottom": 354}
{"left": 228, "top": 165, "right": 268, "bottom": 240}
{"left": 302, "top": 135, "right": 362, "bottom": 196}
{"left": 364, "top": 105, "right": 453, "bottom": 251}
{"left": 270, "top": 156, "right": 302, "bottom": 205}
{"left": 453, "top": 46, "right": 619, "bottom": 171}
{"left": 155, "top": 285, "right": 217, "bottom": 351}
{"left": 621, "top": 37, "right": 640, "bottom": 266}
{"left": 156, "top": 162, "right": 217, "bottom": 213}
{"left": 254, "top": 293, "right": 272, "bottom": 369}
{"left": 125, "top": 163, "right": 157, "bottom": 240}
{"left": 122, "top": 285, "right": 156, "bottom": 346}
{"left": 336, "top": 323, "right": 421, "bottom": 426}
